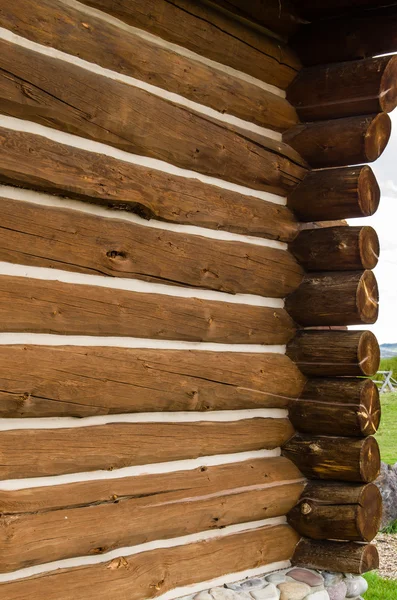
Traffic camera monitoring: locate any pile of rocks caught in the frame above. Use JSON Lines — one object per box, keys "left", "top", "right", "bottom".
{"left": 184, "top": 567, "right": 368, "bottom": 600}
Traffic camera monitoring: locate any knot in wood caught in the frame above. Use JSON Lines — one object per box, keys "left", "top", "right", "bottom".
{"left": 300, "top": 502, "right": 312, "bottom": 515}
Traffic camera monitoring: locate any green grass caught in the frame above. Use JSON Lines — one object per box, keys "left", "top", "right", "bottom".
{"left": 374, "top": 391, "right": 397, "bottom": 465}
{"left": 381, "top": 520, "right": 397, "bottom": 534}
{"left": 363, "top": 572, "right": 397, "bottom": 599}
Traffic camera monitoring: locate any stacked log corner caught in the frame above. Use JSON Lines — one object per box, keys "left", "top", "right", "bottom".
{"left": 281, "top": 32, "right": 390, "bottom": 572}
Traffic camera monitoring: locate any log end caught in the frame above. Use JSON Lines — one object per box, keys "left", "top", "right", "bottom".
{"left": 359, "top": 379, "right": 381, "bottom": 436}
{"left": 359, "top": 226, "right": 380, "bottom": 270}
{"left": 292, "top": 539, "right": 379, "bottom": 574}
{"left": 358, "top": 330, "right": 380, "bottom": 376}
{"left": 381, "top": 55, "right": 397, "bottom": 113}
{"left": 357, "top": 483, "right": 383, "bottom": 542}
{"left": 356, "top": 270, "right": 379, "bottom": 324}
{"left": 360, "top": 436, "right": 381, "bottom": 483}
{"left": 365, "top": 112, "right": 392, "bottom": 162}
{"left": 358, "top": 166, "right": 381, "bottom": 217}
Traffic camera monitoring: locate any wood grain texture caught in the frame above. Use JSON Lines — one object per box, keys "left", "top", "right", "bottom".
{"left": 0, "top": 0, "right": 298, "bottom": 132}
{"left": 292, "top": 539, "right": 379, "bottom": 574}
{"left": 290, "top": 378, "right": 381, "bottom": 437}
{"left": 79, "top": 0, "right": 301, "bottom": 88}
{"left": 0, "top": 418, "right": 295, "bottom": 479}
{"left": 288, "top": 166, "right": 380, "bottom": 222}
{"left": 284, "top": 113, "right": 391, "bottom": 169}
{"left": 288, "top": 481, "right": 382, "bottom": 542}
{"left": 0, "top": 197, "right": 303, "bottom": 297}
{"left": 282, "top": 434, "right": 381, "bottom": 483}
{"left": 290, "top": 226, "right": 379, "bottom": 271}
{"left": 293, "top": 0, "right": 397, "bottom": 18}
{"left": 0, "top": 524, "right": 300, "bottom": 600}
{"left": 287, "top": 56, "right": 397, "bottom": 121}
{"left": 0, "top": 40, "right": 307, "bottom": 195}
{"left": 0, "top": 128, "right": 300, "bottom": 242}
{"left": 0, "top": 458, "right": 304, "bottom": 571}
{"left": 0, "top": 275, "right": 296, "bottom": 343}
{"left": 286, "top": 330, "right": 380, "bottom": 377}
{"left": 0, "top": 346, "right": 306, "bottom": 417}
{"left": 285, "top": 271, "right": 379, "bottom": 327}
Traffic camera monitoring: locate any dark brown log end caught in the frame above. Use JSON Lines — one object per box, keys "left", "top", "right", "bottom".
{"left": 358, "top": 330, "right": 381, "bottom": 377}
{"left": 288, "top": 481, "right": 382, "bottom": 542}
{"left": 292, "top": 539, "right": 379, "bottom": 574}
{"left": 358, "top": 165, "right": 381, "bottom": 217}
{"left": 360, "top": 436, "right": 381, "bottom": 483}
{"left": 290, "top": 378, "right": 381, "bottom": 437}
{"left": 381, "top": 55, "right": 397, "bottom": 113}
{"left": 357, "top": 270, "right": 379, "bottom": 324}
{"left": 365, "top": 112, "right": 392, "bottom": 162}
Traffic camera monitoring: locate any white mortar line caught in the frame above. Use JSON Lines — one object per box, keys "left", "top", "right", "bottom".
{"left": 0, "top": 185, "right": 288, "bottom": 250}
{"left": 0, "top": 449, "right": 281, "bottom": 490}
{"left": 0, "top": 261, "right": 285, "bottom": 308}
{"left": 65, "top": 0, "right": 286, "bottom": 99}
{"left": 0, "top": 518, "right": 287, "bottom": 583}
{"left": 0, "top": 409, "right": 288, "bottom": 431}
{"left": 0, "top": 115, "right": 286, "bottom": 205}
{"left": 0, "top": 26, "right": 281, "bottom": 141}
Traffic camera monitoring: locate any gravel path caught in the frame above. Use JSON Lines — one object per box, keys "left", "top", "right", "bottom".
{"left": 375, "top": 533, "right": 397, "bottom": 579}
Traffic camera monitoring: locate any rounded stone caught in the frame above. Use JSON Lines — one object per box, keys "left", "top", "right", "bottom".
{"left": 323, "top": 573, "right": 343, "bottom": 588}
{"left": 194, "top": 593, "right": 213, "bottom": 600}
{"left": 344, "top": 576, "right": 368, "bottom": 597}
{"left": 327, "top": 581, "right": 347, "bottom": 600}
{"left": 267, "top": 574, "right": 286, "bottom": 585}
{"left": 210, "top": 588, "right": 239, "bottom": 600}
{"left": 304, "top": 592, "right": 330, "bottom": 600}
{"left": 250, "top": 584, "right": 280, "bottom": 600}
{"left": 277, "top": 581, "right": 311, "bottom": 600}
{"left": 225, "top": 584, "right": 244, "bottom": 593}
{"left": 287, "top": 569, "right": 324, "bottom": 587}
{"left": 241, "top": 579, "right": 266, "bottom": 591}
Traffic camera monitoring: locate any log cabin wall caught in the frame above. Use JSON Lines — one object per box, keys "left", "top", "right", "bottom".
{"left": 0, "top": 0, "right": 392, "bottom": 598}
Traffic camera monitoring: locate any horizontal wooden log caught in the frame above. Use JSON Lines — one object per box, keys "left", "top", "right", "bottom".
{"left": 0, "top": 41, "right": 307, "bottom": 196}
{"left": 79, "top": 0, "right": 301, "bottom": 88}
{"left": 286, "top": 330, "right": 380, "bottom": 377}
{"left": 285, "top": 271, "right": 379, "bottom": 327}
{"left": 0, "top": 128, "right": 299, "bottom": 241}
{"left": 0, "top": 346, "right": 306, "bottom": 417}
{"left": 0, "top": 275, "right": 296, "bottom": 343}
{"left": 0, "top": 524, "right": 300, "bottom": 600}
{"left": 282, "top": 434, "right": 381, "bottom": 483}
{"left": 0, "top": 419, "right": 295, "bottom": 479}
{"left": 0, "top": 0, "right": 298, "bottom": 133}
{"left": 283, "top": 113, "right": 391, "bottom": 168}
{"left": 289, "top": 226, "right": 379, "bottom": 271}
{"left": 0, "top": 197, "right": 303, "bottom": 297}
{"left": 293, "top": 0, "right": 397, "bottom": 18}
{"left": 288, "top": 481, "right": 382, "bottom": 542}
{"left": 289, "top": 378, "right": 381, "bottom": 437}
{"left": 288, "top": 165, "right": 380, "bottom": 222}
{"left": 292, "top": 7, "right": 397, "bottom": 65}
{"left": 0, "top": 458, "right": 304, "bottom": 572}
{"left": 203, "top": 0, "right": 302, "bottom": 36}
{"left": 292, "top": 539, "right": 379, "bottom": 574}
{"left": 287, "top": 56, "right": 397, "bottom": 121}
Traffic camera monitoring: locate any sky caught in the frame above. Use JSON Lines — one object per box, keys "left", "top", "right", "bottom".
{"left": 349, "top": 109, "right": 397, "bottom": 344}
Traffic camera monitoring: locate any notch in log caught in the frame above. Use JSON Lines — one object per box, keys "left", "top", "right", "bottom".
{"left": 287, "top": 55, "right": 397, "bottom": 121}
{"left": 283, "top": 113, "right": 391, "bottom": 168}
{"left": 282, "top": 434, "right": 381, "bottom": 483}
{"left": 289, "top": 378, "right": 381, "bottom": 437}
{"left": 285, "top": 271, "right": 379, "bottom": 327}
{"left": 287, "top": 330, "right": 380, "bottom": 377}
{"left": 288, "top": 165, "right": 380, "bottom": 222}
{"left": 292, "top": 539, "right": 379, "bottom": 574}
{"left": 288, "top": 481, "right": 382, "bottom": 542}
{"left": 291, "top": 6, "right": 397, "bottom": 65}
{"left": 290, "top": 226, "right": 379, "bottom": 272}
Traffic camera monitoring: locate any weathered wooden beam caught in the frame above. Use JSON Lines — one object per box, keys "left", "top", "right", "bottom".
{"left": 0, "top": 128, "right": 299, "bottom": 241}
{"left": 292, "top": 539, "right": 379, "bottom": 574}
{"left": 0, "top": 524, "right": 299, "bottom": 599}
{"left": 285, "top": 271, "right": 379, "bottom": 327}
{"left": 284, "top": 113, "right": 391, "bottom": 168}
{"left": 0, "top": 419, "right": 295, "bottom": 479}
{"left": 0, "top": 40, "right": 307, "bottom": 196}
{"left": 289, "top": 378, "right": 381, "bottom": 437}
{"left": 288, "top": 481, "right": 382, "bottom": 543}
{"left": 282, "top": 434, "right": 381, "bottom": 483}
{"left": 0, "top": 346, "right": 306, "bottom": 417}
{"left": 288, "top": 166, "right": 380, "bottom": 222}
{"left": 0, "top": 275, "right": 296, "bottom": 343}
{"left": 79, "top": 0, "right": 301, "bottom": 87}
{"left": 287, "top": 56, "right": 397, "bottom": 121}
{"left": 0, "top": 458, "right": 304, "bottom": 572}
{"left": 0, "top": 197, "right": 303, "bottom": 297}
{"left": 286, "top": 330, "right": 380, "bottom": 377}
{"left": 290, "top": 226, "right": 379, "bottom": 271}
{"left": 292, "top": 7, "right": 397, "bottom": 65}
{"left": 0, "top": 0, "right": 298, "bottom": 132}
